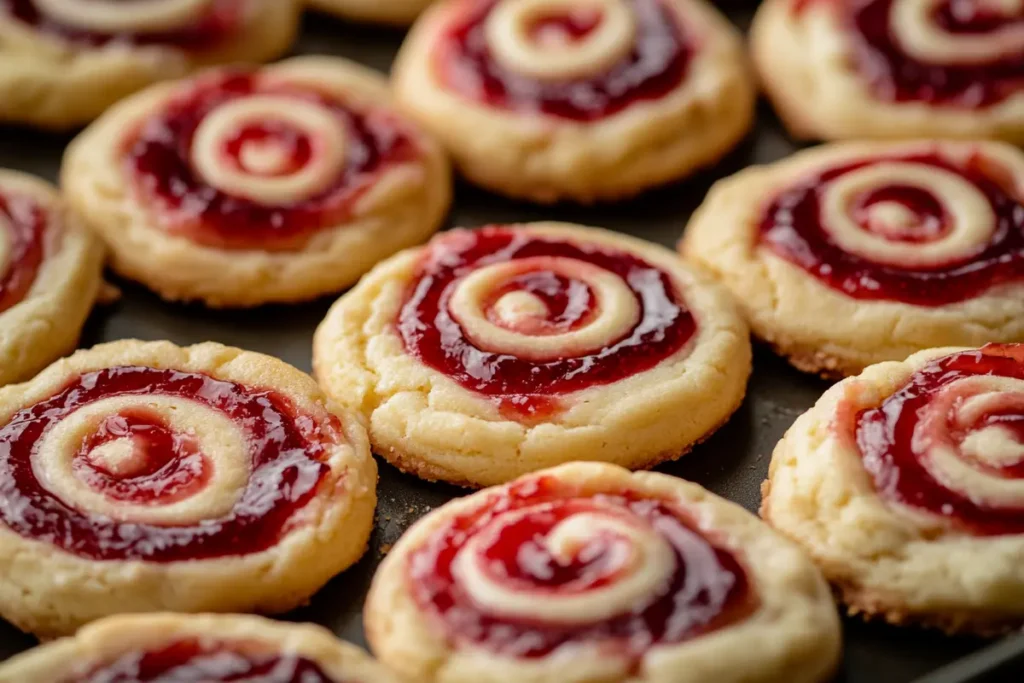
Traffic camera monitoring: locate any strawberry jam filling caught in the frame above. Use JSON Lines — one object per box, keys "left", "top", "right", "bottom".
{"left": 125, "top": 71, "right": 417, "bottom": 250}
{"left": 854, "top": 344, "right": 1024, "bottom": 535}
{"left": 796, "top": 0, "right": 1024, "bottom": 106}
{"left": 437, "top": 0, "right": 693, "bottom": 120}
{"left": 409, "top": 475, "right": 756, "bottom": 661}
{"left": 0, "top": 366, "right": 335, "bottom": 562}
{"left": 1, "top": 0, "right": 245, "bottom": 49}
{"left": 77, "top": 640, "right": 340, "bottom": 683}
{"left": 759, "top": 152, "right": 1024, "bottom": 304}
{"left": 397, "top": 227, "right": 696, "bottom": 417}
{"left": 0, "top": 189, "right": 46, "bottom": 314}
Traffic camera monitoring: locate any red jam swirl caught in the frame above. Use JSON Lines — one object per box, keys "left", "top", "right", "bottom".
{"left": 0, "top": 0, "right": 245, "bottom": 49}
{"left": 795, "top": 0, "right": 1024, "bottom": 106}
{"left": 0, "top": 189, "right": 46, "bottom": 314}
{"left": 437, "top": 0, "right": 693, "bottom": 120}
{"left": 759, "top": 152, "right": 1024, "bottom": 305}
{"left": 0, "top": 366, "right": 336, "bottom": 562}
{"left": 126, "top": 71, "right": 418, "bottom": 251}
{"left": 397, "top": 227, "right": 697, "bottom": 417}
{"left": 76, "top": 640, "right": 340, "bottom": 683}
{"left": 409, "top": 475, "right": 756, "bottom": 660}
{"left": 855, "top": 344, "right": 1024, "bottom": 535}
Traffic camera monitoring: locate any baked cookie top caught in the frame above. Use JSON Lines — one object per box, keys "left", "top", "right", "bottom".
{"left": 365, "top": 462, "right": 840, "bottom": 683}
{"left": 682, "top": 140, "right": 1024, "bottom": 375}
{"left": 62, "top": 56, "right": 451, "bottom": 306}
{"left": 314, "top": 222, "right": 750, "bottom": 486}
{"left": 0, "top": 613, "right": 401, "bottom": 682}
{"left": 764, "top": 343, "right": 1024, "bottom": 632}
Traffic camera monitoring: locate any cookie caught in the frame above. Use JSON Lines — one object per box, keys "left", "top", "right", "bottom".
{"left": 752, "top": 0, "right": 1024, "bottom": 142}
{"left": 763, "top": 343, "right": 1024, "bottom": 633}
{"left": 61, "top": 56, "right": 452, "bottom": 308}
{"left": 365, "top": 462, "right": 841, "bottom": 683}
{"left": 392, "top": 0, "right": 754, "bottom": 203}
{"left": 0, "top": 0, "right": 300, "bottom": 130}
{"left": 0, "top": 339, "right": 377, "bottom": 639}
{"left": 681, "top": 140, "right": 1024, "bottom": 377}
{"left": 314, "top": 222, "right": 751, "bottom": 488}
{"left": 0, "top": 613, "right": 401, "bottom": 681}
{"left": 308, "top": 0, "right": 435, "bottom": 25}
{"left": 0, "top": 169, "right": 103, "bottom": 387}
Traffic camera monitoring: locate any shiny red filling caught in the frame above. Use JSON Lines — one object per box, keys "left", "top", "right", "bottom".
{"left": 436, "top": 0, "right": 693, "bottom": 120}
{"left": 759, "top": 152, "right": 1024, "bottom": 305}
{"left": 0, "top": 0, "right": 244, "bottom": 49}
{"left": 125, "top": 71, "right": 418, "bottom": 251}
{"left": 795, "top": 0, "right": 1024, "bottom": 106}
{"left": 0, "top": 190, "right": 46, "bottom": 314}
{"left": 854, "top": 344, "right": 1024, "bottom": 535}
{"left": 0, "top": 366, "right": 336, "bottom": 562}
{"left": 409, "top": 475, "right": 756, "bottom": 660}
{"left": 77, "top": 640, "right": 340, "bottom": 683}
{"left": 397, "top": 227, "right": 696, "bottom": 417}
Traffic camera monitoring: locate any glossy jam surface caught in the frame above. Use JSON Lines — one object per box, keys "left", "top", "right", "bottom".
{"left": 0, "top": 190, "right": 46, "bottom": 314}
{"left": 1, "top": 0, "right": 244, "bottom": 49}
{"left": 76, "top": 640, "right": 339, "bottom": 683}
{"left": 409, "top": 475, "right": 756, "bottom": 659}
{"left": 437, "top": 0, "right": 693, "bottom": 120}
{"left": 398, "top": 227, "right": 696, "bottom": 417}
{"left": 855, "top": 344, "right": 1024, "bottom": 535}
{"left": 126, "top": 72, "right": 417, "bottom": 251}
{"left": 796, "top": 0, "right": 1024, "bottom": 106}
{"left": 759, "top": 152, "right": 1024, "bottom": 305}
{"left": 0, "top": 366, "right": 334, "bottom": 562}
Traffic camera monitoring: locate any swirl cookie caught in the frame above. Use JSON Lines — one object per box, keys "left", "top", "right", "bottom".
{"left": 0, "top": 613, "right": 401, "bottom": 682}
{"left": 752, "top": 0, "right": 1024, "bottom": 142}
{"left": 682, "top": 140, "right": 1024, "bottom": 377}
{"left": 365, "top": 462, "right": 841, "bottom": 683}
{"left": 0, "top": 339, "right": 377, "bottom": 639}
{"left": 309, "top": 0, "right": 435, "bottom": 25}
{"left": 392, "top": 0, "right": 754, "bottom": 202}
{"left": 62, "top": 57, "right": 451, "bottom": 308}
{"left": 764, "top": 343, "right": 1024, "bottom": 633}
{"left": 0, "top": 0, "right": 299, "bottom": 129}
{"left": 314, "top": 222, "right": 751, "bottom": 488}
{"left": 0, "top": 170, "right": 103, "bottom": 387}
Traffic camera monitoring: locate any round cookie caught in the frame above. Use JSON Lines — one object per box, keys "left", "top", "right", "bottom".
{"left": 0, "top": 0, "right": 300, "bottom": 130}
{"left": 763, "top": 343, "right": 1024, "bottom": 633}
{"left": 0, "top": 339, "right": 377, "bottom": 639}
{"left": 365, "top": 462, "right": 841, "bottom": 683}
{"left": 0, "top": 613, "right": 402, "bottom": 681}
{"left": 0, "top": 169, "right": 103, "bottom": 387}
{"left": 681, "top": 140, "right": 1024, "bottom": 377}
{"left": 752, "top": 0, "right": 1024, "bottom": 142}
{"left": 314, "top": 222, "right": 751, "bottom": 488}
{"left": 62, "top": 56, "right": 452, "bottom": 308}
{"left": 308, "top": 0, "right": 435, "bottom": 25}
{"left": 392, "top": 0, "right": 754, "bottom": 203}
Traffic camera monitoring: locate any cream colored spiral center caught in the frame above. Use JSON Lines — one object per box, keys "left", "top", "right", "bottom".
{"left": 485, "top": 0, "right": 637, "bottom": 80}
{"left": 191, "top": 95, "right": 347, "bottom": 206}
{"left": 448, "top": 256, "right": 640, "bottom": 361}
{"left": 452, "top": 508, "right": 676, "bottom": 623}
{"left": 912, "top": 376, "right": 1024, "bottom": 508}
{"left": 821, "top": 162, "right": 995, "bottom": 268}
{"left": 31, "top": 396, "right": 250, "bottom": 525}
{"left": 892, "top": 0, "right": 1024, "bottom": 64}
{"left": 34, "top": 0, "right": 213, "bottom": 33}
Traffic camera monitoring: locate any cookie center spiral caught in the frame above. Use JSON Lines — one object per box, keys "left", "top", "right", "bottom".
{"left": 855, "top": 344, "right": 1024, "bottom": 534}
{"left": 892, "top": 0, "right": 1024, "bottom": 64}
{"left": 485, "top": 0, "right": 637, "bottom": 79}
{"left": 32, "top": 0, "right": 213, "bottom": 33}
{"left": 410, "top": 477, "right": 756, "bottom": 660}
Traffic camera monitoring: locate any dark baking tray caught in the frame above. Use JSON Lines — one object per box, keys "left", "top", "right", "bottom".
{"left": 1, "top": 5, "right": 1023, "bottom": 682}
